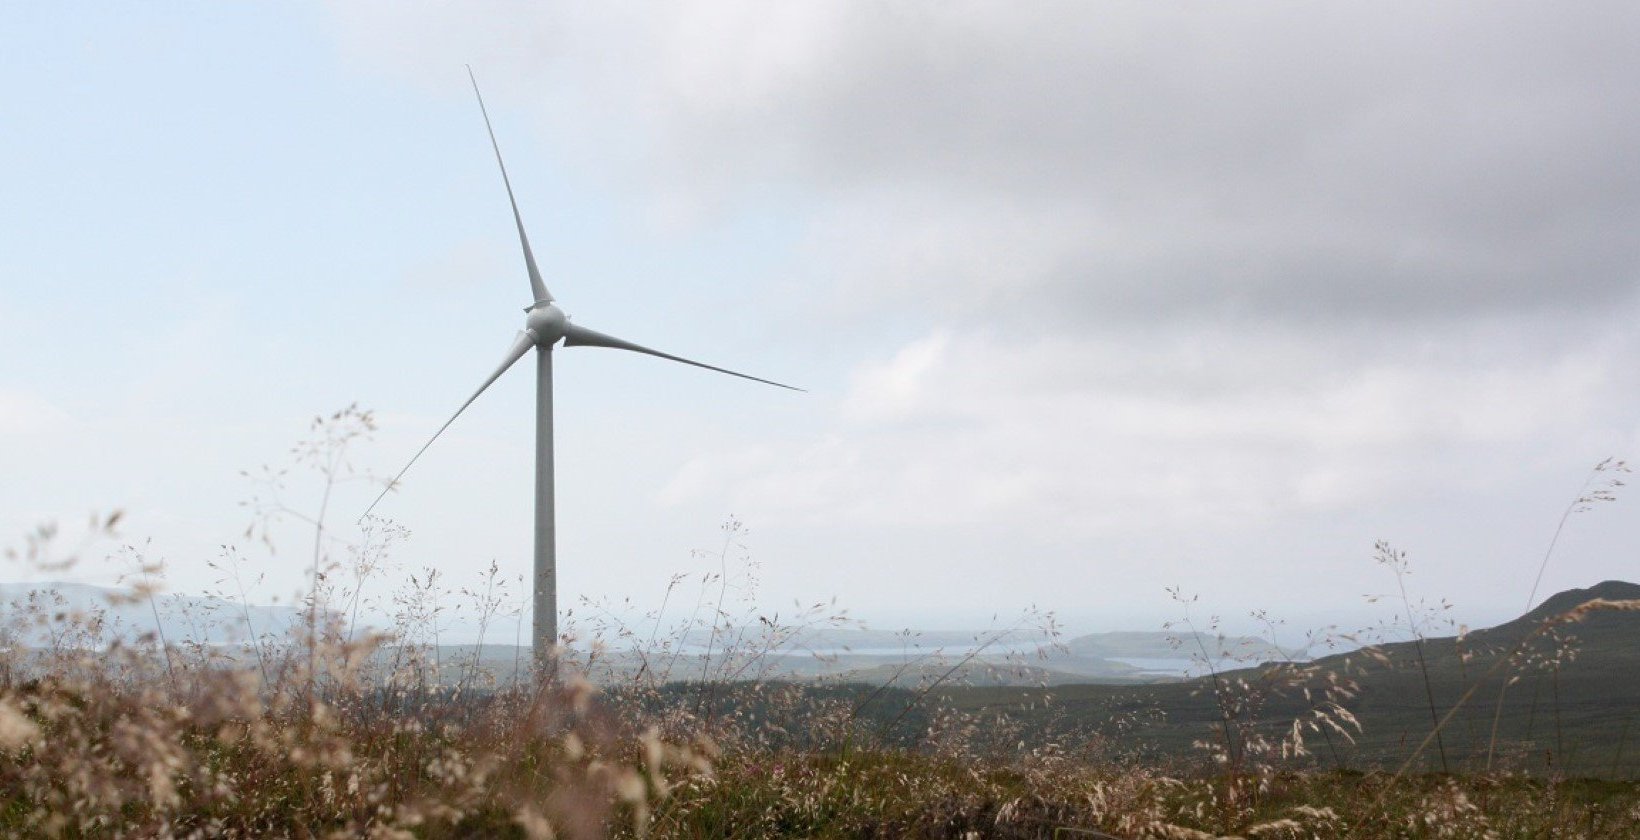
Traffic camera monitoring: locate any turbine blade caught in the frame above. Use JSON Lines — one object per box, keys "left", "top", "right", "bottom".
{"left": 467, "top": 66, "right": 552, "bottom": 305}
{"left": 362, "top": 330, "right": 540, "bottom": 520}
{"left": 562, "top": 323, "right": 804, "bottom": 392}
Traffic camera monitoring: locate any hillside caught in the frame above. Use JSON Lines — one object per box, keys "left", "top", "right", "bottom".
{"left": 940, "top": 581, "right": 1640, "bottom": 777}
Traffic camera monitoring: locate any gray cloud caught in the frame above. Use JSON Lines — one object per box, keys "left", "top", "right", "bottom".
{"left": 746, "top": 4, "right": 1640, "bottom": 325}
{"left": 331, "top": 1, "right": 1640, "bottom": 326}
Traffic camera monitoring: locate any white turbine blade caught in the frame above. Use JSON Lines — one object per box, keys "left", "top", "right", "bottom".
{"left": 362, "top": 330, "right": 539, "bottom": 520}
{"left": 562, "top": 322, "right": 804, "bottom": 392}
{"left": 467, "top": 66, "right": 552, "bottom": 306}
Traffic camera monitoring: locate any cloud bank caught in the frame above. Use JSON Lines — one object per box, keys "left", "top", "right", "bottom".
{"left": 323, "top": 1, "right": 1640, "bottom": 628}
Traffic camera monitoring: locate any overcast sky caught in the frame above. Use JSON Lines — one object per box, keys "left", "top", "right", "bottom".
{"left": 3, "top": 2, "right": 1637, "bottom": 642}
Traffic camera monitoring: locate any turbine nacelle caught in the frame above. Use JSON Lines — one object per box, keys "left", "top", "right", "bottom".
{"left": 524, "top": 303, "right": 568, "bottom": 346}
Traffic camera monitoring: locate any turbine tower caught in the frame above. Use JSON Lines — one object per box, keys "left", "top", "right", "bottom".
{"left": 365, "top": 70, "right": 800, "bottom": 672}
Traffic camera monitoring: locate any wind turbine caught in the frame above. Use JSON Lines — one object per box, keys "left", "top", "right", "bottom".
{"left": 364, "top": 70, "right": 801, "bottom": 672}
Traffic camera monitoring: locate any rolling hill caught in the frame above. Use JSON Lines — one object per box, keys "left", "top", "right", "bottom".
{"left": 939, "top": 581, "right": 1640, "bottom": 777}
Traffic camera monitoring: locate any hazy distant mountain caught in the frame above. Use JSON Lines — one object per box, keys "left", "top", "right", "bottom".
{"left": 0, "top": 583, "right": 1308, "bottom": 686}
{"left": 0, "top": 582, "right": 304, "bottom": 645}
{"left": 1059, "top": 630, "right": 1302, "bottom": 661}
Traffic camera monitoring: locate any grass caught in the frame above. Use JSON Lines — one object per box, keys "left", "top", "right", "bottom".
{"left": 663, "top": 756, "right": 1640, "bottom": 838}
{"left": 2, "top": 411, "right": 1637, "bottom": 837}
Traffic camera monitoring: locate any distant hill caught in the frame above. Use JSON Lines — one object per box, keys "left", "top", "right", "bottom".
{"left": 0, "top": 585, "right": 1239, "bottom": 686}
{"left": 738, "top": 628, "right": 1305, "bottom": 685}
{"left": 1059, "top": 630, "right": 1301, "bottom": 661}
{"left": 644, "top": 627, "right": 1236, "bottom": 686}
{"left": 941, "top": 582, "right": 1640, "bottom": 778}
{"left": 0, "top": 582, "right": 304, "bottom": 645}
{"left": 827, "top": 660, "right": 1143, "bottom": 688}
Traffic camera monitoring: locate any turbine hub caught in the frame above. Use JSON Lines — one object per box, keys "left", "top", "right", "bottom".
{"left": 525, "top": 303, "right": 568, "bottom": 345}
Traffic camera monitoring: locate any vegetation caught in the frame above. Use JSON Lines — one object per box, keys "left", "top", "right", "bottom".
{"left": 2, "top": 411, "right": 1636, "bottom": 837}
